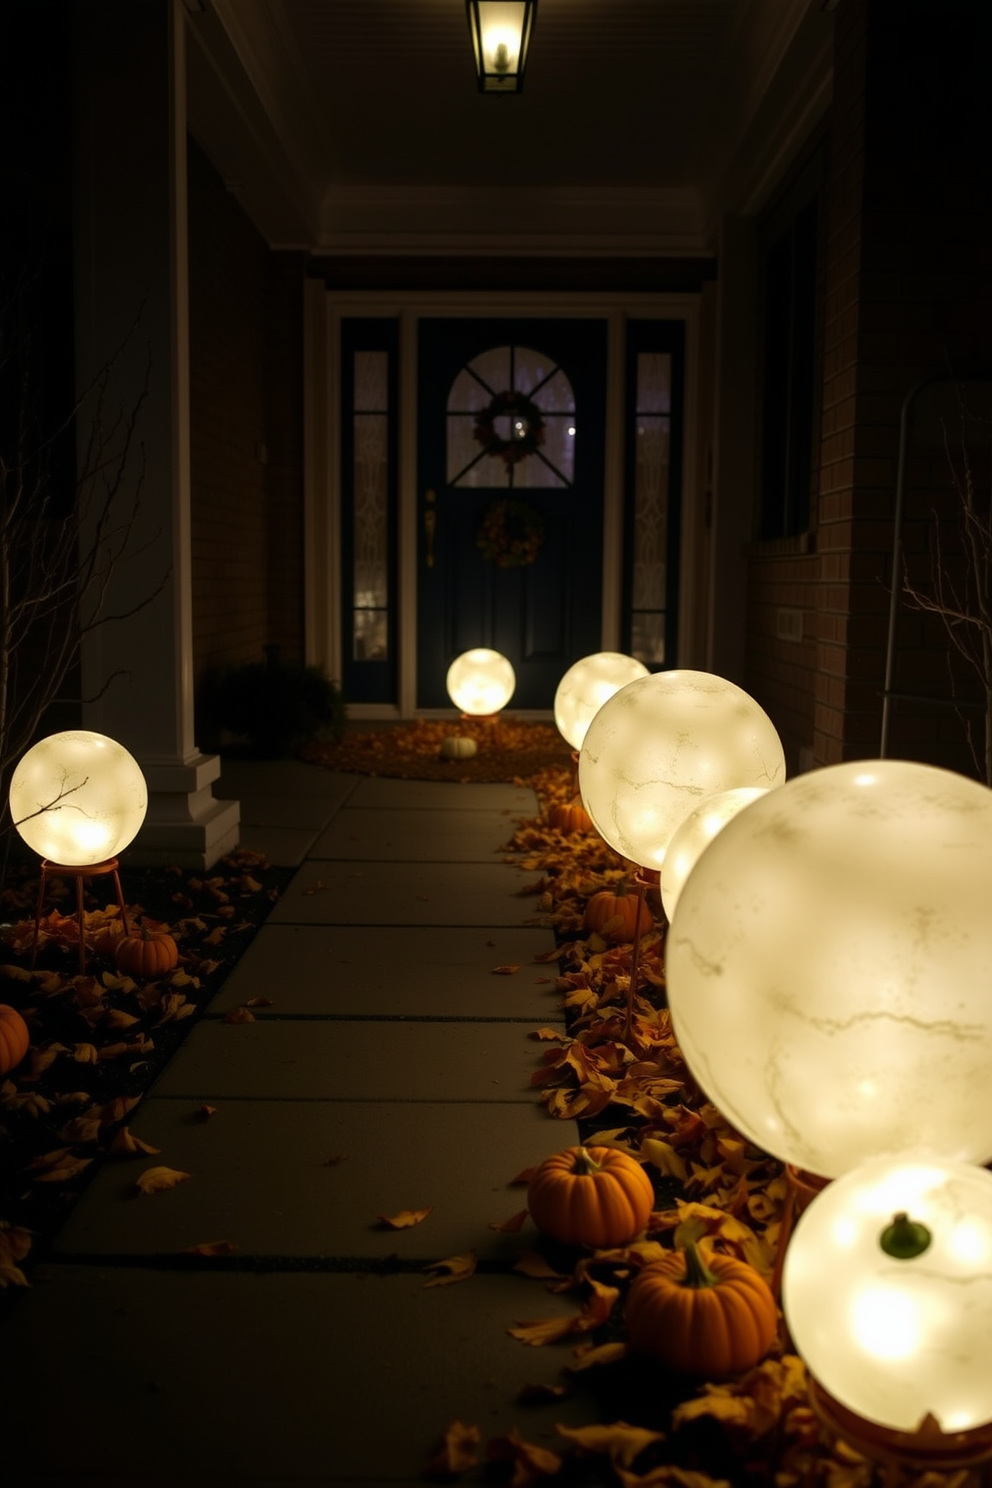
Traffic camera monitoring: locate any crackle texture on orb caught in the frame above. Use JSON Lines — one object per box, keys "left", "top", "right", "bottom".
{"left": 9, "top": 731, "right": 148, "bottom": 866}
{"left": 445, "top": 649, "right": 516, "bottom": 716}
{"left": 577, "top": 670, "right": 785, "bottom": 870}
{"left": 660, "top": 786, "right": 768, "bottom": 921}
{"left": 783, "top": 1155, "right": 992, "bottom": 1433}
{"left": 666, "top": 759, "right": 992, "bottom": 1179}
{"left": 553, "top": 652, "right": 648, "bottom": 751}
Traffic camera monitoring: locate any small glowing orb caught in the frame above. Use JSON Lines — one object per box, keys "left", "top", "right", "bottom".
{"left": 553, "top": 652, "right": 649, "bottom": 751}
{"left": 666, "top": 758, "right": 992, "bottom": 1178}
{"left": 577, "top": 670, "right": 785, "bottom": 871}
{"left": 445, "top": 649, "right": 516, "bottom": 716}
{"left": 9, "top": 731, "right": 148, "bottom": 866}
{"left": 660, "top": 786, "right": 768, "bottom": 921}
{"left": 783, "top": 1155, "right": 992, "bottom": 1432}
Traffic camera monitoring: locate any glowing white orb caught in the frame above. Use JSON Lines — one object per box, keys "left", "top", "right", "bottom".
{"left": 660, "top": 786, "right": 768, "bottom": 921}
{"left": 666, "top": 759, "right": 992, "bottom": 1179}
{"left": 10, "top": 731, "right": 148, "bottom": 866}
{"left": 445, "top": 649, "right": 515, "bottom": 716}
{"left": 553, "top": 652, "right": 649, "bottom": 751}
{"left": 577, "top": 670, "right": 785, "bottom": 871}
{"left": 783, "top": 1154, "right": 992, "bottom": 1433}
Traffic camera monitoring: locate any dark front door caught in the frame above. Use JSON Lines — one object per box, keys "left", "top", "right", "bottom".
{"left": 416, "top": 318, "right": 606, "bottom": 709}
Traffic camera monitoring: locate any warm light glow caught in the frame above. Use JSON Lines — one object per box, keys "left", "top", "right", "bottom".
{"left": 850, "top": 1285, "right": 920, "bottom": 1360}
{"left": 783, "top": 1154, "right": 992, "bottom": 1432}
{"left": 9, "top": 731, "right": 148, "bottom": 866}
{"left": 445, "top": 649, "right": 516, "bottom": 716}
{"left": 660, "top": 786, "right": 768, "bottom": 920}
{"left": 577, "top": 670, "right": 786, "bottom": 871}
{"left": 467, "top": 1, "right": 535, "bottom": 92}
{"left": 666, "top": 759, "right": 992, "bottom": 1178}
{"left": 553, "top": 651, "right": 649, "bottom": 751}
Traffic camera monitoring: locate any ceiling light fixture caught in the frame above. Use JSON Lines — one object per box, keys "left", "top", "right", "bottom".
{"left": 466, "top": 1, "right": 536, "bottom": 94}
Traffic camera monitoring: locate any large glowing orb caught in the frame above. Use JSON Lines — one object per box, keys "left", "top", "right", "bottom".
{"left": 659, "top": 786, "right": 768, "bottom": 921}
{"left": 783, "top": 1154, "right": 992, "bottom": 1433}
{"left": 445, "top": 649, "right": 515, "bottom": 716}
{"left": 577, "top": 670, "right": 785, "bottom": 871}
{"left": 553, "top": 652, "right": 649, "bottom": 751}
{"left": 666, "top": 759, "right": 992, "bottom": 1179}
{"left": 10, "top": 731, "right": 148, "bottom": 865}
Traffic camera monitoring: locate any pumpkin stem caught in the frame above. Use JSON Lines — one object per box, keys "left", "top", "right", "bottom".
{"left": 679, "top": 1240, "right": 721, "bottom": 1289}
{"left": 880, "top": 1210, "right": 931, "bottom": 1260}
{"left": 572, "top": 1146, "right": 602, "bottom": 1177}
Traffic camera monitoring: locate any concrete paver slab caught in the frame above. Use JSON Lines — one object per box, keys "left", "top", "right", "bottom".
{"left": 237, "top": 794, "right": 347, "bottom": 831}
{"left": 310, "top": 807, "right": 516, "bottom": 861}
{"left": 235, "top": 825, "right": 328, "bottom": 867}
{"left": 0, "top": 1265, "right": 601, "bottom": 1488}
{"left": 54, "top": 1098, "right": 569, "bottom": 1260}
{"left": 268, "top": 860, "right": 540, "bottom": 927}
{"left": 218, "top": 759, "right": 362, "bottom": 803}
{"left": 152, "top": 1020, "right": 545, "bottom": 1101}
{"left": 349, "top": 776, "right": 537, "bottom": 813}
{"left": 208, "top": 925, "right": 564, "bottom": 1020}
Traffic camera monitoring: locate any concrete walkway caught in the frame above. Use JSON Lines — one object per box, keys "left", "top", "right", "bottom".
{"left": 0, "top": 758, "right": 603, "bottom": 1487}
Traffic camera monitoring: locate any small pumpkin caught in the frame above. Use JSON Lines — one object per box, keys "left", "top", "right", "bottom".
{"left": 0, "top": 1004, "right": 29, "bottom": 1077}
{"left": 625, "top": 1242, "right": 778, "bottom": 1378}
{"left": 583, "top": 876, "right": 653, "bottom": 944}
{"left": 114, "top": 925, "right": 179, "bottom": 979}
{"left": 548, "top": 798, "right": 594, "bottom": 834}
{"left": 527, "top": 1144, "right": 655, "bottom": 1249}
{"left": 441, "top": 736, "right": 478, "bottom": 760}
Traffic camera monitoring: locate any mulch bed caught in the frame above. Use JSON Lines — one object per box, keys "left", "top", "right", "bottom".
{"left": 0, "top": 848, "right": 295, "bottom": 1311}
{"left": 301, "top": 716, "right": 574, "bottom": 783}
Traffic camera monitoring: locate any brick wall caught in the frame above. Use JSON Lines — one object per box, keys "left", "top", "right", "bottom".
{"left": 187, "top": 138, "right": 305, "bottom": 732}
{"left": 746, "top": 0, "right": 992, "bottom": 778}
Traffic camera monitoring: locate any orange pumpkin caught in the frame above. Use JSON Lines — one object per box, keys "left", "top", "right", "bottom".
{"left": 527, "top": 1144, "right": 655, "bottom": 1249}
{"left": 114, "top": 925, "right": 179, "bottom": 979}
{"left": 583, "top": 877, "right": 653, "bottom": 944}
{"left": 0, "top": 1004, "right": 30, "bottom": 1076}
{"left": 625, "top": 1242, "right": 778, "bottom": 1378}
{"left": 549, "top": 799, "right": 594, "bottom": 834}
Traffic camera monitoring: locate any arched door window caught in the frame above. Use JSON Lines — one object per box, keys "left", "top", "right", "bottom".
{"left": 446, "top": 344, "right": 576, "bottom": 489}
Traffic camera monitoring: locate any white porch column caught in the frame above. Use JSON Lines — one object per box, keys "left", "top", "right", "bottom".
{"left": 72, "top": 0, "right": 239, "bottom": 867}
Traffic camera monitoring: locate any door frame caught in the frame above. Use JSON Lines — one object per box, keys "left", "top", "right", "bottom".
{"left": 305, "top": 290, "right": 704, "bottom": 719}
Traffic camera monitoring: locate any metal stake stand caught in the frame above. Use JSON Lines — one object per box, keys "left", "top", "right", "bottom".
{"left": 31, "top": 858, "right": 131, "bottom": 973}
{"left": 623, "top": 867, "right": 658, "bottom": 1045}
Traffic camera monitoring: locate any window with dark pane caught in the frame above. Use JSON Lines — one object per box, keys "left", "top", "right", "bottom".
{"left": 446, "top": 344, "right": 576, "bottom": 489}
{"left": 341, "top": 319, "right": 398, "bottom": 703}
{"left": 623, "top": 322, "right": 684, "bottom": 668}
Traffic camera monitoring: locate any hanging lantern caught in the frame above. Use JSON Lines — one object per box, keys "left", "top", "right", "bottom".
{"left": 466, "top": 1, "right": 537, "bottom": 93}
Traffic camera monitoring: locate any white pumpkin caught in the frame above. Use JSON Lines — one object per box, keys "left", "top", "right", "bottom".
{"left": 440, "top": 736, "right": 478, "bottom": 760}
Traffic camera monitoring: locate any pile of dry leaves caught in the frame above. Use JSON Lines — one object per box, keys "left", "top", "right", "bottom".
{"left": 416, "top": 768, "right": 958, "bottom": 1488}
{"left": 0, "top": 849, "right": 292, "bottom": 1300}
{"left": 301, "top": 715, "right": 574, "bottom": 783}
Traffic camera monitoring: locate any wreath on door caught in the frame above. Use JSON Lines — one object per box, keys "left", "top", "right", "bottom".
{"left": 473, "top": 390, "right": 546, "bottom": 468}
{"left": 476, "top": 498, "right": 546, "bottom": 568}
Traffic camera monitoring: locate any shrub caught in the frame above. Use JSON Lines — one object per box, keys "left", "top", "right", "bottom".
{"left": 202, "top": 656, "right": 346, "bottom": 758}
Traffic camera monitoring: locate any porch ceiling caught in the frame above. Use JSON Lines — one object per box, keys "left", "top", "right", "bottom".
{"left": 186, "top": 0, "right": 835, "bottom": 255}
